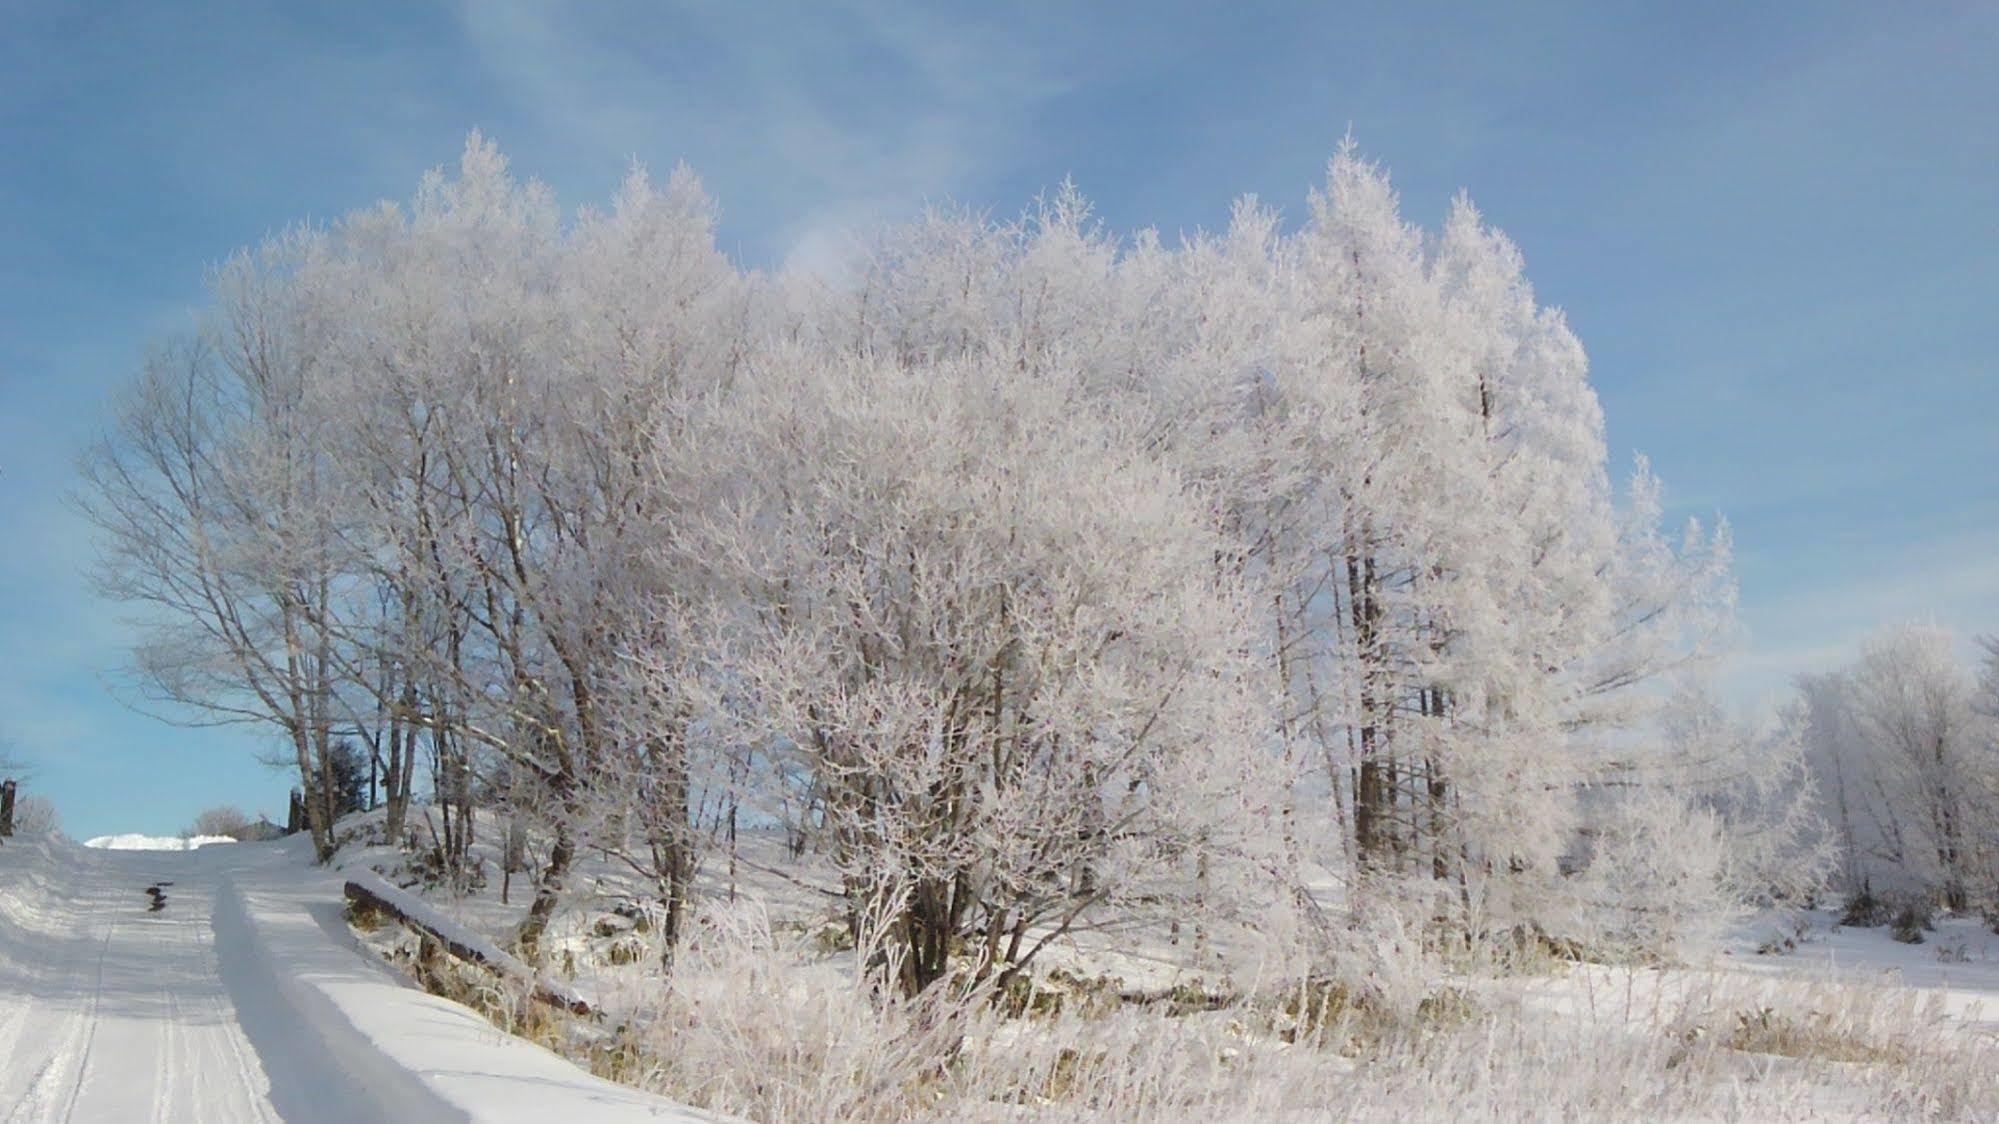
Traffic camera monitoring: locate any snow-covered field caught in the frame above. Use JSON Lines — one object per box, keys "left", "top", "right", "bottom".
{"left": 0, "top": 830, "right": 712, "bottom": 1122}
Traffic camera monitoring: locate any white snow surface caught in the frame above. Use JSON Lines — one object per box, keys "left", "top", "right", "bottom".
{"left": 82, "top": 833, "right": 238, "bottom": 851}
{"left": 0, "top": 832, "right": 714, "bottom": 1122}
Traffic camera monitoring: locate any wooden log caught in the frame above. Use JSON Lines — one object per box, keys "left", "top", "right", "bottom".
{"left": 342, "top": 877, "right": 592, "bottom": 1016}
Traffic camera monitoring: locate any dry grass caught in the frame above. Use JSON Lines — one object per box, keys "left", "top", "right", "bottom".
{"left": 351, "top": 900, "right": 1999, "bottom": 1123}
{"left": 1719, "top": 1005, "right": 1909, "bottom": 1065}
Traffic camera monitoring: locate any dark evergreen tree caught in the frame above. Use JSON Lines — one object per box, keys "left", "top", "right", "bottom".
{"left": 305, "top": 737, "right": 371, "bottom": 821}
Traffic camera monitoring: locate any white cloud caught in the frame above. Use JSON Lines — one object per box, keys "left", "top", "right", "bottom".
{"left": 449, "top": 0, "right": 1094, "bottom": 265}
{"left": 1721, "top": 528, "right": 1999, "bottom": 707}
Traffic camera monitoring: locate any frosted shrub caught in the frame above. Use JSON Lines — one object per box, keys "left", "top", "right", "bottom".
{"left": 9, "top": 795, "right": 59, "bottom": 839}
{"left": 626, "top": 898, "right": 997, "bottom": 1122}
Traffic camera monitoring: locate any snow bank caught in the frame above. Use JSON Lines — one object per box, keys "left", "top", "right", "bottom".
{"left": 344, "top": 869, "right": 597, "bottom": 1014}
{"left": 0, "top": 834, "right": 74, "bottom": 930}
{"left": 84, "top": 832, "right": 238, "bottom": 850}
{"left": 219, "top": 863, "right": 715, "bottom": 1122}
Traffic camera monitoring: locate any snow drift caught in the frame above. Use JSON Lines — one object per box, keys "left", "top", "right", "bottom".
{"left": 83, "top": 832, "right": 238, "bottom": 850}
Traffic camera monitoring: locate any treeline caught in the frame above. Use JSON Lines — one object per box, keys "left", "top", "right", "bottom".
{"left": 83, "top": 136, "right": 1821, "bottom": 988}
{"left": 1801, "top": 625, "right": 1999, "bottom": 917}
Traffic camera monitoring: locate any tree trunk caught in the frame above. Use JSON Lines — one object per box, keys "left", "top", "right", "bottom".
{"left": 518, "top": 819, "right": 575, "bottom": 964}
{"left": 1349, "top": 550, "right": 1388, "bottom": 867}
{"left": 294, "top": 724, "right": 335, "bottom": 863}
{"left": 381, "top": 681, "right": 414, "bottom": 845}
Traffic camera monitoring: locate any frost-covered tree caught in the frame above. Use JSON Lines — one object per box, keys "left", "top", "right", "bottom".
{"left": 310, "top": 138, "right": 749, "bottom": 955}
{"left": 1802, "top": 624, "right": 1996, "bottom": 910}
{"left": 826, "top": 145, "right": 1749, "bottom": 955}
{"left": 664, "top": 347, "right": 1281, "bottom": 995}
{"left": 1658, "top": 688, "right": 1830, "bottom": 906}
{"left": 85, "top": 130, "right": 1796, "bottom": 980}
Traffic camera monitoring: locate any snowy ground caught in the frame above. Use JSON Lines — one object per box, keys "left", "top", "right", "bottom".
{"left": 0, "top": 831, "right": 712, "bottom": 1122}
{"left": 322, "top": 816, "right": 1999, "bottom": 1121}
{"left": 6, "top": 816, "right": 1995, "bottom": 1121}
{"left": 1742, "top": 909, "right": 1999, "bottom": 1011}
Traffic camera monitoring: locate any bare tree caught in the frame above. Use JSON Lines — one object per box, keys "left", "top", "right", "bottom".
{"left": 79, "top": 263, "right": 355, "bottom": 863}
{"left": 188, "top": 805, "right": 254, "bottom": 839}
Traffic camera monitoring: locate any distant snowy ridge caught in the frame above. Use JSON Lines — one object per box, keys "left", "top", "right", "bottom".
{"left": 83, "top": 832, "right": 238, "bottom": 850}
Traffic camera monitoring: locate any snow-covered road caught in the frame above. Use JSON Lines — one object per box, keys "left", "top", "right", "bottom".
{"left": 0, "top": 837, "right": 710, "bottom": 1123}
{"left": 0, "top": 844, "right": 290, "bottom": 1122}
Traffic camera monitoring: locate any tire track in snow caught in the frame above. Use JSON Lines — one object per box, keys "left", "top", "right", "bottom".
{"left": 152, "top": 908, "right": 184, "bottom": 1124}
{"left": 0, "top": 980, "right": 38, "bottom": 1090}
{"left": 0, "top": 940, "right": 61, "bottom": 1118}
{"left": 2, "top": 1051, "right": 70, "bottom": 1124}
{"left": 55, "top": 866, "right": 120, "bottom": 1123}
{"left": 3, "top": 839, "right": 688, "bottom": 1123}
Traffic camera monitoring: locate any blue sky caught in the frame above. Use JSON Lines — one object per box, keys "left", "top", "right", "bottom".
{"left": 2, "top": 1, "right": 1994, "bottom": 838}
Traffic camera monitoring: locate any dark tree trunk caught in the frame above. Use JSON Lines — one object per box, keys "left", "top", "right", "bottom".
{"left": 518, "top": 818, "right": 575, "bottom": 964}
{"left": 1349, "top": 550, "right": 1389, "bottom": 867}
{"left": 648, "top": 731, "right": 694, "bottom": 965}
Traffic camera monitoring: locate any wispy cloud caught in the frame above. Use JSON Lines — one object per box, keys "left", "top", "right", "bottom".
{"left": 450, "top": 0, "right": 1088, "bottom": 268}
{"left": 1720, "top": 527, "right": 1999, "bottom": 707}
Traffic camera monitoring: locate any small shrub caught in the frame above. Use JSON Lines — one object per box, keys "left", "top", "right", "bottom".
{"left": 399, "top": 847, "right": 488, "bottom": 895}
{"left": 1156, "top": 979, "right": 1233, "bottom": 1017}
{"left": 999, "top": 967, "right": 1125, "bottom": 1020}
{"left": 1890, "top": 902, "right": 1933, "bottom": 944}
{"left": 1415, "top": 987, "right": 1480, "bottom": 1030}
{"left": 10, "top": 795, "right": 60, "bottom": 838}
{"left": 1276, "top": 978, "right": 1361, "bottom": 1046}
{"left": 610, "top": 900, "right": 654, "bottom": 934}
{"left": 1839, "top": 888, "right": 1891, "bottom": 928}
{"left": 584, "top": 1022, "right": 655, "bottom": 1086}
{"left": 1722, "top": 1006, "right": 1906, "bottom": 1066}
{"left": 809, "top": 918, "right": 853, "bottom": 955}
{"left": 187, "top": 804, "right": 253, "bottom": 839}
{"left": 593, "top": 913, "right": 637, "bottom": 939}
{"left": 1275, "top": 978, "right": 1479, "bottom": 1054}
{"left": 604, "top": 937, "right": 647, "bottom": 966}
{"left": 1012, "top": 1045, "right": 1109, "bottom": 1105}
{"left": 1754, "top": 933, "right": 1797, "bottom": 956}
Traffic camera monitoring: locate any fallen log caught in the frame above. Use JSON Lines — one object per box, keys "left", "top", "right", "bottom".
{"left": 343, "top": 873, "right": 593, "bottom": 1016}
